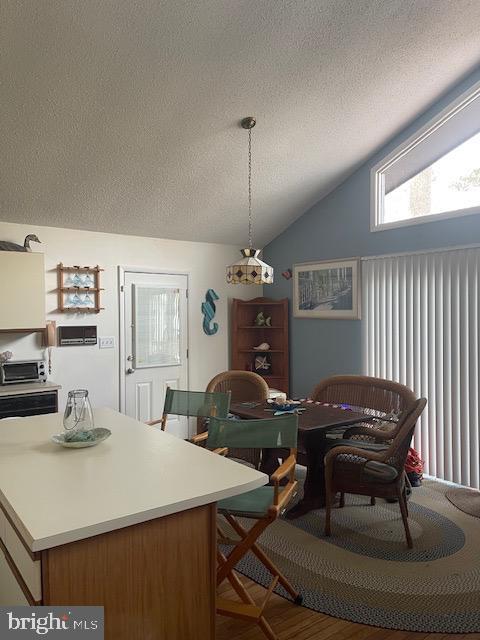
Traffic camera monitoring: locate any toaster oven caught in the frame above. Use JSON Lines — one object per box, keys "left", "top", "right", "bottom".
{"left": 0, "top": 360, "right": 47, "bottom": 385}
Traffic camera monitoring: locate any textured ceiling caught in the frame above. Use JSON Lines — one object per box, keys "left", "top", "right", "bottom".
{"left": 2, "top": 1, "right": 480, "bottom": 247}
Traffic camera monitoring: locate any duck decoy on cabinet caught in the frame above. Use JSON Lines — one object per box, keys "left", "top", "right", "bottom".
{"left": 0, "top": 234, "right": 42, "bottom": 252}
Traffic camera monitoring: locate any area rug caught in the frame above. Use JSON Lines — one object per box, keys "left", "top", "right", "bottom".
{"left": 446, "top": 486, "right": 480, "bottom": 519}
{"left": 225, "top": 476, "right": 480, "bottom": 633}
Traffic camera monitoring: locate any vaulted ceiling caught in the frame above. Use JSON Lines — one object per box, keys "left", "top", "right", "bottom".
{"left": 2, "top": 1, "right": 480, "bottom": 246}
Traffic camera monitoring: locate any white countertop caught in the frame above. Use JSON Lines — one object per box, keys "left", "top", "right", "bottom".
{"left": 0, "top": 408, "right": 267, "bottom": 552}
{"left": 0, "top": 381, "right": 61, "bottom": 397}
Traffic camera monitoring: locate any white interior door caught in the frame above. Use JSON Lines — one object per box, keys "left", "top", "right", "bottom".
{"left": 123, "top": 271, "right": 189, "bottom": 438}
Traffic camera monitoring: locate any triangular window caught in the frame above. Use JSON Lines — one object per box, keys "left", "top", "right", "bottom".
{"left": 372, "top": 84, "right": 480, "bottom": 229}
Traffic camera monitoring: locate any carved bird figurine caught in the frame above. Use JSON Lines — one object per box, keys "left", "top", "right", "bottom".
{"left": 0, "top": 234, "right": 42, "bottom": 252}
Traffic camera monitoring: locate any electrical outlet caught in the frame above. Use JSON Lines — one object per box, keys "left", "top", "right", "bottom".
{"left": 99, "top": 336, "right": 115, "bottom": 349}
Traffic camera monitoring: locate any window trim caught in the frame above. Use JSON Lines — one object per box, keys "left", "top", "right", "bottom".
{"left": 371, "top": 80, "right": 480, "bottom": 232}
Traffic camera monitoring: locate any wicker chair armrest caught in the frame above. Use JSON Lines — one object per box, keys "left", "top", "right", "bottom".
{"left": 343, "top": 425, "right": 394, "bottom": 441}
{"left": 213, "top": 447, "right": 229, "bottom": 456}
{"left": 324, "top": 444, "right": 385, "bottom": 475}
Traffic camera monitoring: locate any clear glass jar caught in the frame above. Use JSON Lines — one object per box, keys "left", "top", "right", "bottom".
{"left": 63, "top": 389, "right": 94, "bottom": 433}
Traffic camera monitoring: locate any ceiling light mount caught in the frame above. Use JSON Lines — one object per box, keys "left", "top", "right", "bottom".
{"left": 240, "top": 116, "right": 256, "bottom": 130}
{"left": 226, "top": 116, "right": 273, "bottom": 285}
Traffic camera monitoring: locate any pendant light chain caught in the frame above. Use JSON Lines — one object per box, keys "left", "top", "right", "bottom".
{"left": 248, "top": 126, "right": 253, "bottom": 250}
{"left": 226, "top": 115, "right": 273, "bottom": 285}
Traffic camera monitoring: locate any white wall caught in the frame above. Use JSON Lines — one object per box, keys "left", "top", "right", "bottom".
{"left": 0, "top": 221, "right": 254, "bottom": 410}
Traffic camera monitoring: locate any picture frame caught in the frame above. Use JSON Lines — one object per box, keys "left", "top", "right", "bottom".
{"left": 293, "top": 258, "right": 361, "bottom": 319}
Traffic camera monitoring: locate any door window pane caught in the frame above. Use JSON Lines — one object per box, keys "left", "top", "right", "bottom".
{"left": 134, "top": 286, "right": 181, "bottom": 367}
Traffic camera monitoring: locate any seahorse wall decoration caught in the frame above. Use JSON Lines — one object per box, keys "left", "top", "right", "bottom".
{"left": 202, "top": 289, "right": 219, "bottom": 335}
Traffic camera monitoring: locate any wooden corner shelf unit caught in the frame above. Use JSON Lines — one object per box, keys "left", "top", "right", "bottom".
{"left": 57, "top": 263, "right": 104, "bottom": 313}
{"left": 231, "top": 297, "right": 289, "bottom": 394}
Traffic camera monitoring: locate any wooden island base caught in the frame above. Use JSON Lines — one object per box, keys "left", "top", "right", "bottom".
{"left": 41, "top": 504, "right": 216, "bottom": 640}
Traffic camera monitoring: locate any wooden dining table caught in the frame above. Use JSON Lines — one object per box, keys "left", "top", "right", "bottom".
{"left": 230, "top": 400, "right": 374, "bottom": 517}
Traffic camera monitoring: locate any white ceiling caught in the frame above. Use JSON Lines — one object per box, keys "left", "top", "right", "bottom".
{"left": 2, "top": 1, "right": 480, "bottom": 247}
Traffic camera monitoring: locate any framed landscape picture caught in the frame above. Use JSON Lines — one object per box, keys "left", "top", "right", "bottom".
{"left": 293, "top": 258, "right": 361, "bottom": 319}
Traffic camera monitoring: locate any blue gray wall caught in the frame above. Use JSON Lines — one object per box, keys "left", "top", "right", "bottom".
{"left": 263, "top": 66, "right": 480, "bottom": 397}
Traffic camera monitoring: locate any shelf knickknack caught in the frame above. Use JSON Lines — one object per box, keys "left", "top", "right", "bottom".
{"left": 57, "top": 263, "right": 105, "bottom": 313}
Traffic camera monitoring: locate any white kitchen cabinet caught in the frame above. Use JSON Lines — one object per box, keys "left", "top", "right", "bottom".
{"left": 2, "top": 512, "right": 42, "bottom": 601}
{"left": 0, "top": 548, "right": 30, "bottom": 605}
{"left": 0, "top": 252, "right": 45, "bottom": 330}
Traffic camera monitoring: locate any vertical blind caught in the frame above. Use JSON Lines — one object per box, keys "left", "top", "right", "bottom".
{"left": 362, "top": 246, "right": 480, "bottom": 489}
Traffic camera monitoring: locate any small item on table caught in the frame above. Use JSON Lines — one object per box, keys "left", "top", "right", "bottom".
{"left": 59, "top": 389, "right": 98, "bottom": 445}
{"left": 267, "top": 396, "right": 302, "bottom": 414}
{"left": 51, "top": 427, "right": 112, "bottom": 448}
{"left": 267, "top": 395, "right": 301, "bottom": 410}
{"left": 268, "top": 387, "right": 283, "bottom": 399}
{"left": 63, "top": 389, "right": 94, "bottom": 433}
{"left": 64, "top": 429, "right": 96, "bottom": 443}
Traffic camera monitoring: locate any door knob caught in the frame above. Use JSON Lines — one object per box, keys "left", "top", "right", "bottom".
{"left": 126, "top": 368, "right": 135, "bottom": 374}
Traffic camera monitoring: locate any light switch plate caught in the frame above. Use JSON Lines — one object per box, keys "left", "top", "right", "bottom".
{"left": 99, "top": 336, "right": 115, "bottom": 349}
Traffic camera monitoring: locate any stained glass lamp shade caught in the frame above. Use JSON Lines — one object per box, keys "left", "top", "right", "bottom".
{"left": 226, "top": 248, "right": 274, "bottom": 285}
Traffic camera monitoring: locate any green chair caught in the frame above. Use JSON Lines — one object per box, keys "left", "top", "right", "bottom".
{"left": 147, "top": 387, "right": 231, "bottom": 433}
{"left": 206, "top": 415, "right": 302, "bottom": 640}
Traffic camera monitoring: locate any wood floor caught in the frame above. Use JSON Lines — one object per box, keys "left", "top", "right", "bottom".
{"left": 216, "top": 576, "right": 480, "bottom": 640}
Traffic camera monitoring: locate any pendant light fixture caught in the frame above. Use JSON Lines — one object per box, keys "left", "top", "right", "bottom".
{"left": 226, "top": 117, "right": 274, "bottom": 285}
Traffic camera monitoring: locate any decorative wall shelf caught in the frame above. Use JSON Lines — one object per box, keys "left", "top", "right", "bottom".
{"left": 57, "top": 264, "right": 104, "bottom": 313}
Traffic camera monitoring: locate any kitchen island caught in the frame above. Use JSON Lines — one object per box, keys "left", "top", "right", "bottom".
{"left": 0, "top": 408, "right": 267, "bottom": 639}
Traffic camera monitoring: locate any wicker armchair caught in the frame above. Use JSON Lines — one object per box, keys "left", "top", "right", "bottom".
{"left": 311, "top": 375, "right": 416, "bottom": 420}
{"left": 204, "top": 371, "right": 269, "bottom": 468}
{"left": 298, "top": 375, "right": 417, "bottom": 468}
{"left": 206, "top": 370, "right": 269, "bottom": 406}
{"left": 324, "top": 397, "right": 427, "bottom": 548}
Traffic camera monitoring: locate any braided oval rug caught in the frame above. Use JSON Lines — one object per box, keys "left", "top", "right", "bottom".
{"left": 226, "top": 477, "right": 480, "bottom": 633}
